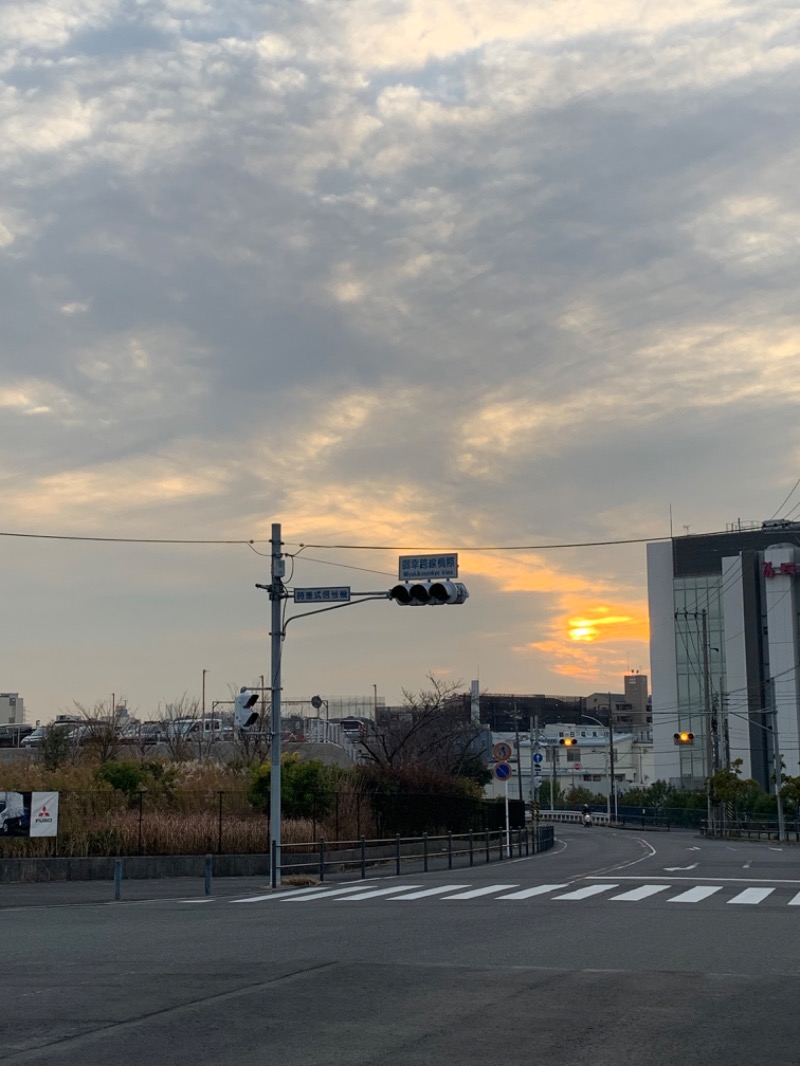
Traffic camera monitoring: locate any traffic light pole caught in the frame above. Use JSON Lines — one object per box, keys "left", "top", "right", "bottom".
{"left": 257, "top": 530, "right": 470, "bottom": 888}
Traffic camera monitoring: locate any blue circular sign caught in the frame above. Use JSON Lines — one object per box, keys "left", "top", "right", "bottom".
{"left": 494, "top": 762, "right": 512, "bottom": 781}
{"left": 532, "top": 752, "right": 544, "bottom": 764}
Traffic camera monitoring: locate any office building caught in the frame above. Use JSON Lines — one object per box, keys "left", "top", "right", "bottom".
{"left": 647, "top": 520, "right": 800, "bottom": 790}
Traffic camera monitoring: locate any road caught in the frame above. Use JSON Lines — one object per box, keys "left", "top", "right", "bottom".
{"left": 2, "top": 826, "right": 799, "bottom": 1065}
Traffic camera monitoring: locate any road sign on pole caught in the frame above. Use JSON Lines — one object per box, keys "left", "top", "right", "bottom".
{"left": 494, "top": 762, "right": 512, "bottom": 781}
{"left": 493, "top": 741, "right": 513, "bottom": 762}
{"left": 399, "top": 554, "right": 458, "bottom": 580}
{"left": 294, "top": 587, "right": 351, "bottom": 603}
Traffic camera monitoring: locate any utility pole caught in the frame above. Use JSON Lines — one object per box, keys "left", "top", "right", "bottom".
{"left": 513, "top": 703, "right": 524, "bottom": 803}
{"left": 768, "top": 679, "right": 786, "bottom": 842}
{"left": 269, "top": 523, "right": 285, "bottom": 887}
{"left": 700, "top": 609, "right": 715, "bottom": 836}
{"left": 607, "top": 693, "right": 616, "bottom": 823}
{"left": 550, "top": 736, "right": 556, "bottom": 813}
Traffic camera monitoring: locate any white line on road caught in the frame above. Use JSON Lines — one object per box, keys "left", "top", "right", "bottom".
{"left": 553, "top": 884, "right": 619, "bottom": 900}
{"left": 337, "top": 885, "right": 423, "bottom": 901}
{"left": 388, "top": 885, "right": 469, "bottom": 900}
{"left": 609, "top": 885, "right": 671, "bottom": 902}
{"left": 588, "top": 875, "right": 800, "bottom": 884}
{"left": 667, "top": 886, "right": 723, "bottom": 903}
{"left": 787, "top": 892, "right": 800, "bottom": 906}
{"left": 663, "top": 864, "right": 698, "bottom": 871}
{"left": 727, "top": 888, "right": 775, "bottom": 905}
{"left": 441, "top": 885, "right": 518, "bottom": 899}
{"left": 282, "top": 885, "right": 394, "bottom": 903}
{"left": 497, "top": 884, "right": 570, "bottom": 900}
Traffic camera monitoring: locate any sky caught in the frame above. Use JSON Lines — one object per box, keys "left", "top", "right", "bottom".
{"left": 1, "top": 0, "right": 799, "bottom": 723}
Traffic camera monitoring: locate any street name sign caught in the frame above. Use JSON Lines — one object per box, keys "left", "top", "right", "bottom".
{"left": 398, "top": 554, "right": 458, "bottom": 580}
{"left": 294, "top": 587, "right": 351, "bottom": 604}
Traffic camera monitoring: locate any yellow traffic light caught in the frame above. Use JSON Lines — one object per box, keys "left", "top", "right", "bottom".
{"left": 673, "top": 731, "right": 695, "bottom": 745}
{"left": 559, "top": 737, "right": 577, "bottom": 746}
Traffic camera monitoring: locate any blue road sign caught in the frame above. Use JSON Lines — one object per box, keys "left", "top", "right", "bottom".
{"left": 532, "top": 752, "right": 544, "bottom": 764}
{"left": 399, "top": 554, "right": 458, "bottom": 580}
{"left": 494, "top": 762, "right": 512, "bottom": 781}
{"left": 294, "top": 587, "right": 351, "bottom": 603}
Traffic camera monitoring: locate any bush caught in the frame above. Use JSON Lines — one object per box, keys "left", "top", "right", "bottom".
{"left": 249, "top": 754, "right": 335, "bottom": 819}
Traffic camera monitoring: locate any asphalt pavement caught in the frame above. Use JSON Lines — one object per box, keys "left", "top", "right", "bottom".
{"left": 2, "top": 826, "right": 799, "bottom": 1065}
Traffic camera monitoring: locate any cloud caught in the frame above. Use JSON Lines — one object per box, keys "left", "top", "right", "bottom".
{"left": 1, "top": 0, "right": 799, "bottom": 714}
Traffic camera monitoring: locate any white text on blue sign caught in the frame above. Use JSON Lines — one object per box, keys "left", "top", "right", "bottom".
{"left": 399, "top": 554, "right": 458, "bottom": 580}
{"left": 294, "top": 587, "right": 351, "bottom": 603}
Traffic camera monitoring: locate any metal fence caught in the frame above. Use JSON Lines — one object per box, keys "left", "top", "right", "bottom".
{"left": 0, "top": 789, "right": 530, "bottom": 859}
{"left": 276, "top": 825, "right": 556, "bottom": 885}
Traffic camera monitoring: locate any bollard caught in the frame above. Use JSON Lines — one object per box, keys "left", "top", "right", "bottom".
{"left": 469, "top": 830, "right": 474, "bottom": 867}
{"left": 395, "top": 834, "right": 401, "bottom": 876}
{"left": 114, "top": 858, "right": 123, "bottom": 901}
{"left": 204, "top": 854, "right": 213, "bottom": 896}
{"left": 360, "top": 836, "right": 366, "bottom": 879}
{"left": 319, "top": 838, "right": 326, "bottom": 882}
{"left": 447, "top": 832, "right": 453, "bottom": 870}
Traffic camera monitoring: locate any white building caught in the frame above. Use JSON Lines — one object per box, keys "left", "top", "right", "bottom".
{"left": 486, "top": 722, "right": 653, "bottom": 803}
{"left": 647, "top": 520, "right": 800, "bottom": 791}
{"left": 0, "top": 693, "right": 24, "bottom": 725}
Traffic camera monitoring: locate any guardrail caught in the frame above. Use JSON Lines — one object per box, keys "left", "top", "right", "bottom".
{"left": 540, "top": 810, "right": 672, "bottom": 831}
{"left": 273, "top": 825, "right": 556, "bottom": 884}
{"left": 702, "top": 821, "right": 800, "bottom": 842}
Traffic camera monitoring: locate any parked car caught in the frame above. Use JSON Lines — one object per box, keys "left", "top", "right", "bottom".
{"left": 20, "top": 725, "right": 49, "bottom": 748}
{"left": 0, "top": 724, "right": 34, "bottom": 748}
{"left": 126, "top": 722, "right": 167, "bottom": 746}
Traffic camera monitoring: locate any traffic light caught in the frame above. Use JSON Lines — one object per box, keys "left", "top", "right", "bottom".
{"left": 559, "top": 737, "right": 577, "bottom": 746}
{"left": 388, "top": 580, "right": 469, "bottom": 605}
{"left": 673, "top": 731, "right": 695, "bottom": 746}
{"left": 234, "top": 688, "right": 260, "bottom": 729}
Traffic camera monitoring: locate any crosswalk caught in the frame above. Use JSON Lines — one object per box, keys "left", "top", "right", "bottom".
{"left": 212, "top": 880, "right": 800, "bottom": 908}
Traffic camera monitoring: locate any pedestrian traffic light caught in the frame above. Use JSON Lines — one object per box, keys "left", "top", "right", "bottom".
{"left": 234, "top": 687, "right": 259, "bottom": 729}
{"left": 388, "top": 580, "right": 469, "bottom": 605}
{"left": 673, "top": 731, "right": 694, "bottom": 745}
{"left": 559, "top": 737, "right": 577, "bottom": 746}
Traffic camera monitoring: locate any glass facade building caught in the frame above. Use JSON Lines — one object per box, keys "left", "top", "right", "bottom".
{"left": 648, "top": 523, "right": 800, "bottom": 791}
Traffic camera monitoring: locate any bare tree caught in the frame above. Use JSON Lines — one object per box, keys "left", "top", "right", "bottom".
{"left": 154, "top": 695, "right": 203, "bottom": 761}
{"left": 68, "top": 698, "right": 130, "bottom": 764}
{"left": 359, "top": 675, "right": 488, "bottom": 778}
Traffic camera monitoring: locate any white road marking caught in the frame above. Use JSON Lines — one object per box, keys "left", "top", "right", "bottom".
{"left": 609, "top": 885, "right": 671, "bottom": 902}
{"left": 283, "top": 885, "right": 397, "bottom": 903}
{"left": 663, "top": 864, "right": 698, "bottom": 871}
{"left": 232, "top": 881, "right": 377, "bottom": 903}
{"left": 553, "top": 884, "right": 619, "bottom": 900}
{"left": 337, "top": 885, "right": 423, "bottom": 901}
{"left": 667, "top": 886, "right": 722, "bottom": 903}
{"left": 389, "top": 885, "right": 469, "bottom": 900}
{"left": 442, "top": 885, "right": 518, "bottom": 899}
{"left": 728, "top": 888, "right": 774, "bottom": 905}
{"left": 497, "top": 884, "right": 570, "bottom": 899}
{"left": 787, "top": 892, "right": 800, "bottom": 906}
